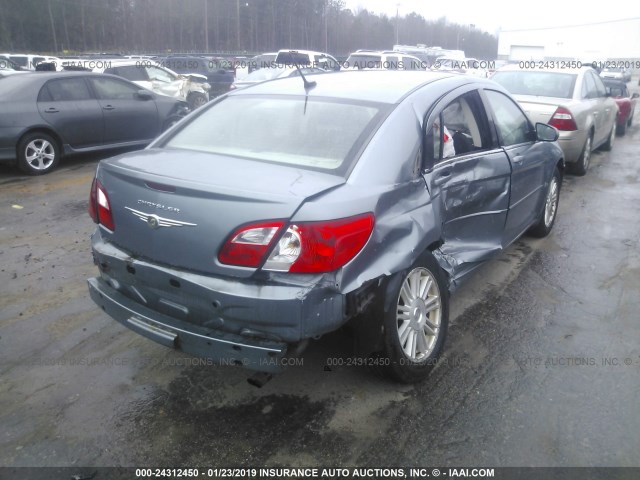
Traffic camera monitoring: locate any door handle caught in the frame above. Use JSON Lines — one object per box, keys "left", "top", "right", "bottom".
{"left": 44, "top": 107, "right": 59, "bottom": 113}
{"left": 102, "top": 105, "right": 115, "bottom": 111}
{"left": 434, "top": 168, "right": 452, "bottom": 186}
{"left": 512, "top": 155, "right": 524, "bottom": 164}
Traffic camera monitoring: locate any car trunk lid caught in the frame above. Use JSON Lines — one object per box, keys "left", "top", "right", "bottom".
{"left": 512, "top": 94, "right": 569, "bottom": 124}
{"left": 96, "top": 148, "right": 345, "bottom": 278}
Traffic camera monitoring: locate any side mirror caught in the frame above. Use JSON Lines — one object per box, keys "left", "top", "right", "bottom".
{"left": 136, "top": 90, "right": 153, "bottom": 100}
{"left": 632, "top": 93, "right": 639, "bottom": 99}
{"left": 536, "top": 122, "right": 559, "bottom": 142}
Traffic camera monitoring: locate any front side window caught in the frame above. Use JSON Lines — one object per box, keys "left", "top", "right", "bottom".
{"left": 146, "top": 66, "right": 175, "bottom": 83}
{"left": 425, "top": 91, "right": 490, "bottom": 164}
{"left": 484, "top": 90, "right": 533, "bottom": 146}
{"left": 89, "top": 77, "right": 141, "bottom": 100}
{"left": 111, "top": 65, "right": 149, "bottom": 82}
{"left": 163, "top": 96, "right": 387, "bottom": 175}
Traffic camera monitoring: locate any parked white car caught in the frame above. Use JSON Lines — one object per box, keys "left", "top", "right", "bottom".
{"left": 93, "top": 60, "right": 210, "bottom": 110}
{"left": 3, "top": 53, "right": 63, "bottom": 71}
{"left": 0, "top": 56, "right": 28, "bottom": 76}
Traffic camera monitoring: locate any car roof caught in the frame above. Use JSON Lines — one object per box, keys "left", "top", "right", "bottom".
{"left": 229, "top": 70, "right": 468, "bottom": 104}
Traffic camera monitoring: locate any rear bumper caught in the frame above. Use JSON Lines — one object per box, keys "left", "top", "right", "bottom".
{"left": 89, "top": 237, "right": 347, "bottom": 372}
{"left": 88, "top": 277, "right": 290, "bottom": 372}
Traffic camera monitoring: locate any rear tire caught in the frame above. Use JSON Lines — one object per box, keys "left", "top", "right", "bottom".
{"left": 601, "top": 125, "right": 615, "bottom": 151}
{"left": 572, "top": 133, "right": 592, "bottom": 176}
{"left": 381, "top": 251, "right": 449, "bottom": 383}
{"left": 616, "top": 122, "right": 627, "bottom": 136}
{"left": 17, "top": 132, "right": 61, "bottom": 175}
{"left": 528, "top": 167, "right": 561, "bottom": 238}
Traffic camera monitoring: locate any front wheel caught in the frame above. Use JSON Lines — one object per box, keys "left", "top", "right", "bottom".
{"left": 528, "top": 167, "right": 561, "bottom": 238}
{"left": 17, "top": 132, "right": 61, "bottom": 175}
{"left": 187, "top": 92, "right": 208, "bottom": 110}
{"left": 382, "top": 251, "right": 449, "bottom": 383}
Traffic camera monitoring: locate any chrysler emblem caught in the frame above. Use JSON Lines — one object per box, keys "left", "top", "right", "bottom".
{"left": 147, "top": 216, "right": 160, "bottom": 229}
{"left": 125, "top": 207, "right": 197, "bottom": 229}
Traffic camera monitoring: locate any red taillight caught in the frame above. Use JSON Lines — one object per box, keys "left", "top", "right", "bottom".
{"left": 219, "top": 214, "right": 375, "bottom": 273}
{"left": 548, "top": 106, "right": 578, "bottom": 131}
{"left": 89, "top": 178, "right": 115, "bottom": 231}
{"left": 218, "top": 221, "right": 284, "bottom": 267}
{"left": 288, "top": 214, "right": 374, "bottom": 273}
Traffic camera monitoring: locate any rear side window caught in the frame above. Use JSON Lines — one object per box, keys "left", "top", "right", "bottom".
{"left": 10, "top": 55, "right": 28, "bottom": 67}
{"left": 164, "top": 96, "right": 387, "bottom": 175}
{"left": 39, "top": 78, "right": 92, "bottom": 102}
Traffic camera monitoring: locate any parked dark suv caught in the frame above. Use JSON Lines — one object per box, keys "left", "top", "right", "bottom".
{"left": 161, "top": 56, "right": 234, "bottom": 97}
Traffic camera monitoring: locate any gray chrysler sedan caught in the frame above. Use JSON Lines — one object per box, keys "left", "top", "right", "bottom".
{"left": 88, "top": 71, "right": 564, "bottom": 383}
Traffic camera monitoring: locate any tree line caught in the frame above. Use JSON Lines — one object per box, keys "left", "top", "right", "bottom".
{"left": 0, "top": 0, "right": 498, "bottom": 59}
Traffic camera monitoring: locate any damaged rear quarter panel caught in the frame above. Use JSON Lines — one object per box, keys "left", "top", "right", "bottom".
{"left": 292, "top": 100, "right": 442, "bottom": 295}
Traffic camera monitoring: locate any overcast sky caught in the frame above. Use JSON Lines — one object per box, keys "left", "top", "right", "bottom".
{"left": 344, "top": 0, "right": 640, "bottom": 34}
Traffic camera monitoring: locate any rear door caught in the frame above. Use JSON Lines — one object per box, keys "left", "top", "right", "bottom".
{"left": 422, "top": 89, "right": 512, "bottom": 278}
{"left": 581, "top": 71, "right": 607, "bottom": 144}
{"left": 87, "top": 76, "right": 160, "bottom": 143}
{"left": 483, "top": 89, "right": 547, "bottom": 244}
{"left": 37, "top": 76, "right": 104, "bottom": 148}
{"left": 592, "top": 72, "right": 616, "bottom": 139}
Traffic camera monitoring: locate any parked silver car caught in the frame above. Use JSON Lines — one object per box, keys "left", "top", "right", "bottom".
{"left": 88, "top": 71, "right": 564, "bottom": 383}
{"left": 492, "top": 66, "right": 618, "bottom": 175}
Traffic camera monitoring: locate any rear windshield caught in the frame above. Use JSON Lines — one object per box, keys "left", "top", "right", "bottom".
{"left": 163, "top": 96, "right": 387, "bottom": 175}
{"left": 275, "top": 52, "right": 311, "bottom": 66}
{"left": 492, "top": 71, "right": 577, "bottom": 99}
